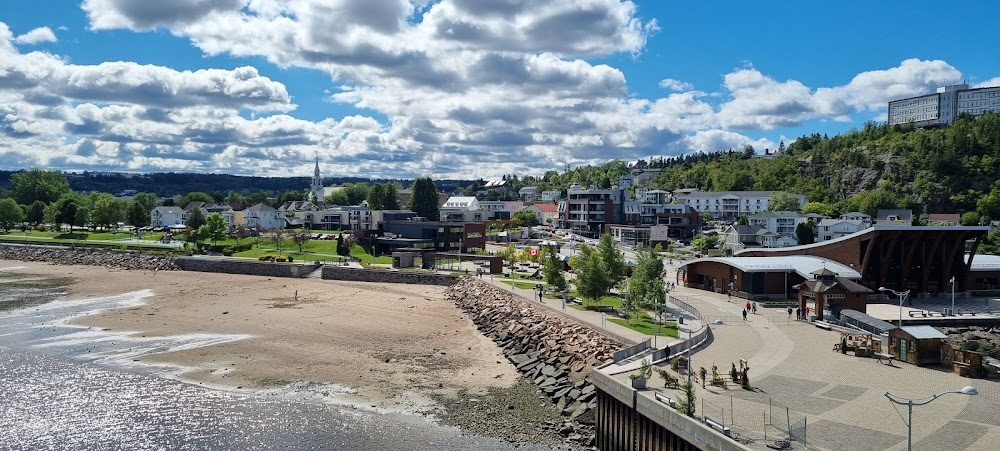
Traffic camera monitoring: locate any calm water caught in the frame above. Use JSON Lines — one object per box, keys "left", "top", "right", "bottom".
{"left": 0, "top": 275, "right": 554, "bottom": 450}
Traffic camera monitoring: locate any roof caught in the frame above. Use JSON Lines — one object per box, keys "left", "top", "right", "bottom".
{"left": 839, "top": 309, "right": 896, "bottom": 334}
{"left": 736, "top": 225, "right": 992, "bottom": 256}
{"left": 750, "top": 211, "right": 805, "bottom": 219}
{"left": 841, "top": 211, "right": 870, "bottom": 218}
{"left": 529, "top": 203, "right": 558, "bottom": 213}
{"left": 818, "top": 218, "right": 865, "bottom": 227}
{"left": 899, "top": 325, "right": 947, "bottom": 340}
{"left": 153, "top": 206, "right": 183, "bottom": 214}
{"left": 928, "top": 213, "right": 960, "bottom": 222}
{"left": 876, "top": 209, "right": 913, "bottom": 221}
{"left": 681, "top": 255, "right": 862, "bottom": 279}
{"left": 970, "top": 254, "right": 1000, "bottom": 271}
{"left": 245, "top": 202, "right": 276, "bottom": 212}
{"left": 443, "top": 196, "right": 478, "bottom": 208}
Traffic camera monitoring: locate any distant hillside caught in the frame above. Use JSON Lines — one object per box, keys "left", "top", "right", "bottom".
{"left": 511, "top": 112, "right": 1000, "bottom": 222}
{"left": 0, "top": 171, "right": 475, "bottom": 198}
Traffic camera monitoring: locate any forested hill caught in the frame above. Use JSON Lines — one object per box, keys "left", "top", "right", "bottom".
{"left": 0, "top": 171, "right": 474, "bottom": 198}
{"left": 514, "top": 112, "right": 1000, "bottom": 223}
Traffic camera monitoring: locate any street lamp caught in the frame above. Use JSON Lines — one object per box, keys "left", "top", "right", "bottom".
{"left": 950, "top": 276, "right": 956, "bottom": 316}
{"left": 879, "top": 287, "right": 910, "bottom": 327}
{"left": 884, "top": 386, "right": 978, "bottom": 451}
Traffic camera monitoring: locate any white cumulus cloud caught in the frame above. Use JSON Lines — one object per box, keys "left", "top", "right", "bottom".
{"left": 658, "top": 78, "right": 694, "bottom": 92}
{"left": 13, "top": 27, "right": 57, "bottom": 45}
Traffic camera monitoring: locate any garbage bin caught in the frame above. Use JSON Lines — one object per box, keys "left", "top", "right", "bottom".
{"left": 678, "top": 316, "right": 684, "bottom": 325}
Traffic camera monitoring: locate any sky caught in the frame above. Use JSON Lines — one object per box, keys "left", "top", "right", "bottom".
{"left": 1, "top": 1, "right": 998, "bottom": 180}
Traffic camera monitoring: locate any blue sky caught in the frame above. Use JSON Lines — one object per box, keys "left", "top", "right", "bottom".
{"left": 0, "top": 1, "right": 997, "bottom": 179}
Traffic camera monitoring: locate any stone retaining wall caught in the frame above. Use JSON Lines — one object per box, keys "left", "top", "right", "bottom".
{"left": 445, "top": 277, "right": 626, "bottom": 447}
{"left": 0, "top": 243, "right": 178, "bottom": 271}
{"left": 174, "top": 256, "right": 320, "bottom": 278}
{"left": 321, "top": 266, "right": 459, "bottom": 286}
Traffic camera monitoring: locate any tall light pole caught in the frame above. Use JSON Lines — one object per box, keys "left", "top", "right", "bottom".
{"left": 885, "top": 386, "right": 978, "bottom": 451}
{"left": 879, "top": 287, "right": 910, "bottom": 327}
{"left": 950, "top": 276, "right": 956, "bottom": 315}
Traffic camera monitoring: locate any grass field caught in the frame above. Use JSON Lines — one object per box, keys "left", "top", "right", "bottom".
{"left": 349, "top": 245, "right": 391, "bottom": 264}
{"left": 610, "top": 313, "right": 679, "bottom": 337}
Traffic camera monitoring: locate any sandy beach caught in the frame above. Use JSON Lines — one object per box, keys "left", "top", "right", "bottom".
{"left": 1, "top": 261, "right": 523, "bottom": 413}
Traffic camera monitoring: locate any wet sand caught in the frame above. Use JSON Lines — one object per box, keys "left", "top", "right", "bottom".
{"left": 2, "top": 261, "right": 522, "bottom": 413}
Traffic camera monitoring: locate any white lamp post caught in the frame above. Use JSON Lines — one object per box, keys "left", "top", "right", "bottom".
{"left": 879, "top": 287, "right": 910, "bottom": 327}
{"left": 950, "top": 276, "right": 956, "bottom": 316}
{"left": 884, "top": 386, "right": 978, "bottom": 451}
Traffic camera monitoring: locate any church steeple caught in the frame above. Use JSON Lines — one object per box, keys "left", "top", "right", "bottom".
{"left": 310, "top": 154, "right": 324, "bottom": 206}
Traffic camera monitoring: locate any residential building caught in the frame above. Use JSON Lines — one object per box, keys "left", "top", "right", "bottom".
{"left": 523, "top": 203, "right": 559, "bottom": 225}
{"left": 277, "top": 201, "right": 320, "bottom": 228}
{"left": 151, "top": 206, "right": 185, "bottom": 227}
{"left": 723, "top": 224, "right": 796, "bottom": 252}
{"left": 540, "top": 190, "right": 561, "bottom": 202}
{"left": 888, "top": 84, "right": 1000, "bottom": 128}
{"left": 876, "top": 209, "right": 913, "bottom": 226}
{"left": 628, "top": 159, "right": 664, "bottom": 185}
{"left": 309, "top": 206, "right": 375, "bottom": 231}
{"left": 621, "top": 201, "right": 700, "bottom": 238}
{"left": 841, "top": 211, "right": 872, "bottom": 225}
{"left": 676, "top": 191, "right": 807, "bottom": 220}
{"left": 817, "top": 219, "right": 866, "bottom": 242}
{"left": 378, "top": 221, "right": 486, "bottom": 255}
{"left": 440, "top": 196, "right": 482, "bottom": 222}
{"left": 747, "top": 211, "right": 809, "bottom": 238}
{"left": 928, "top": 213, "right": 961, "bottom": 227}
{"left": 634, "top": 188, "right": 671, "bottom": 204}
{"left": 222, "top": 207, "right": 245, "bottom": 230}
{"left": 477, "top": 201, "right": 525, "bottom": 220}
{"left": 519, "top": 186, "right": 540, "bottom": 201}
{"left": 559, "top": 184, "right": 625, "bottom": 237}
{"left": 477, "top": 180, "right": 512, "bottom": 194}
{"left": 618, "top": 174, "right": 635, "bottom": 189}
{"left": 243, "top": 203, "right": 283, "bottom": 230}
{"left": 607, "top": 224, "right": 651, "bottom": 249}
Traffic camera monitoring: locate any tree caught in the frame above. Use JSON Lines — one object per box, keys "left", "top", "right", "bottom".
{"left": 0, "top": 198, "right": 25, "bottom": 231}
{"left": 383, "top": 183, "right": 400, "bottom": 210}
{"left": 767, "top": 192, "right": 801, "bottom": 212}
{"left": 511, "top": 209, "right": 539, "bottom": 227}
{"left": 625, "top": 245, "right": 666, "bottom": 321}
{"left": 542, "top": 245, "right": 567, "bottom": 292}
{"left": 675, "top": 381, "right": 696, "bottom": 417}
{"left": 342, "top": 183, "right": 370, "bottom": 205}
{"left": 186, "top": 208, "right": 206, "bottom": 231}
{"left": 26, "top": 200, "right": 45, "bottom": 225}
{"left": 569, "top": 244, "right": 610, "bottom": 307}
{"left": 11, "top": 169, "right": 71, "bottom": 205}
{"left": 291, "top": 230, "right": 312, "bottom": 253}
{"left": 276, "top": 190, "right": 306, "bottom": 208}
{"left": 409, "top": 177, "right": 440, "bottom": 220}
{"left": 51, "top": 197, "right": 80, "bottom": 232}
{"left": 802, "top": 201, "right": 836, "bottom": 217}
{"left": 795, "top": 222, "right": 816, "bottom": 245}
{"left": 367, "top": 183, "right": 387, "bottom": 210}
{"left": 132, "top": 192, "right": 160, "bottom": 214}
{"left": 199, "top": 213, "right": 228, "bottom": 245}
{"left": 598, "top": 233, "right": 626, "bottom": 289}
{"left": 267, "top": 229, "right": 288, "bottom": 254}
{"left": 126, "top": 201, "right": 151, "bottom": 227}
{"left": 961, "top": 212, "right": 982, "bottom": 226}
{"left": 736, "top": 215, "right": 748, "bottom": 226}
{"left": 179, "top": 192, "right": 215, "bottom": 209}
{"left": 89, "top": 193, "right": 125, "bottom": 230}
{"left": 691, "top": 234, "right": 720, "bottom": 254}
{"left": 336, "top": 234, "right": 346, "bottom": 256}
{"left": 325, "top": 190, "right": 349, "bottom": 206}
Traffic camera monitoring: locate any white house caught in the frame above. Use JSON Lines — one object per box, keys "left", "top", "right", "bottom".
{"left": 519, "top": 186, "right": 540, "bottom": 201}
{"left": 747, "top": 211, "right": 809, "bottom": 238}
{"left": 243, "top": 203, "right": 283, "bottom": 230}
{"left": 876, "top": 209, "right": 913, "bottom": 225}
{"left": 817, "top": 219, "right": 866, "bottom": 242}
{"left": 522, "top": 203, "right": 559, "bottom": 225}
{"left": 277, "top": 201, "right": 320, "bottom": 228}
{"left": 841, "top": 211, "right": 872, "bottom": 225}
{"left": 540, "top": 190, "right": 561, "bottom": 202}
{"left": 151, "top": 206, "right": 185, "bottom": 227}
{"left": 677, "top": 191, "right": 807, "bottom": 220}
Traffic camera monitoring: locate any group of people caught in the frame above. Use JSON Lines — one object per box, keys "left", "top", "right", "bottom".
{"left": 741, "top": 301, "right": 758, "bottom": 321}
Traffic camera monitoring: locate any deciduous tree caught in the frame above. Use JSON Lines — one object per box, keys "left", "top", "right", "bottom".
{"left": 0, "top": 198, "right": 25, "bottom": 231}
{"left": 598, "top": 233, "right": 626, "bottom": 289}
{"left": 409, "top": 177, "right": 440, "bottom": 220}
{"left": 199, "top": 213, "right": 228, "bottom": 245}
{"left": 11, "top": 169, "right": 70, "bottom": 205}
{"left": 795, "top": 222, "right": 816, "bottom": 245}
{"left": 570, "top": 244, "right": 610, "bottom": 307}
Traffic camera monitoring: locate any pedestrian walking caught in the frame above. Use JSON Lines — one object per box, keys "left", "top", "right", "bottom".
{"left": 742, "top": 309, "right": 748, "bottom": 321}
{"left": 787, "top": 307, "right": 793, "bottom": 319}
{"left": 795, "top": 307, "right": 801, "bottom": 319}
{"left": 752, "top": 302, "right": 758, "bottom": 314}
{"left": 727, "top": 291, "right": 731, "bottom": 301}
{"left": 745, "top": 301, "right": 751, "bottom": 312}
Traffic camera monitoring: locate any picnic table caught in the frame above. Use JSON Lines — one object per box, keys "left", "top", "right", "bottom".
{"left": 875, "top": 352, "right": 895, "bottom": 366}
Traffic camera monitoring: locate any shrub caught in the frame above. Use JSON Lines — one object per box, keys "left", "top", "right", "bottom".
{"left": 222, "top": 247, "right": 233, "bottom": 256}
{"left": 259, "top": 256, "right": 272, "bottom": 261}
{"left": 286, "top": 255, "right": 294, "bottom": 262}
{"left": 276, "top": 257, "right": 287, "bottom": 262}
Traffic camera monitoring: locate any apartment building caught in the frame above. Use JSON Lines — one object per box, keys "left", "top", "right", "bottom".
{"left": 888, "top": 84, "right": 1000, "bottom": 127}
{"left": 559, "top": 184, "right": 625, "bottom": 237}
{"left": 676, "top": 191, "right": 807, "bottom": 220}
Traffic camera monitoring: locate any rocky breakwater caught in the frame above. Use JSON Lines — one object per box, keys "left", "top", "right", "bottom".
{"left": 0, "top": 244, "right": 177, "bottom": 271}
{"left": 942, "top": 326, "right": 1000, "bottom": 359}
{"left": 445, "top": 277, "right": 625, "bottom": 447}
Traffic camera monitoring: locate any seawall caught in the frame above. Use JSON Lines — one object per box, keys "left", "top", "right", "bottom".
{"left": 445, "top": 277, "right": 626, "bottom": 446}
{"left": 321, "top": 266, "right": 460, "bottom": 286}
{"left": 174, "top": 256, "right": 320, "bottom": 278}
{"left": 0, "top": 243, "right": 178, "bottom": 271}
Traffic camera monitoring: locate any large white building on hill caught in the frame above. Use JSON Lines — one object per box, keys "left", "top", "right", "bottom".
{"left": 888, "top": 84, "right": 1000, "bottom": 127}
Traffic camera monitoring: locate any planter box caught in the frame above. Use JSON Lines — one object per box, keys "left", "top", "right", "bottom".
{"left": 630, "top": 378, "right": 647, "bottom": 390}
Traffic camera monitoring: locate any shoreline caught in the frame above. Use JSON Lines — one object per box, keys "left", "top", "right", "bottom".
{"left": 0, "top": 260, "right": 575, "bottom": 448}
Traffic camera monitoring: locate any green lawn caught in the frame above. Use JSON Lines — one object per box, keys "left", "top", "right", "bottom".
{"left": 569, "top": 292, "right": 624, "bottom": 311}
{"left": 610, "top": 313, "right": 680, "bottom": 337}
{"left": 350, "top": 245, "right": 391, "bottom": 264}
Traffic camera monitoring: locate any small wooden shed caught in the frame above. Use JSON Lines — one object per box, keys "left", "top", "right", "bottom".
{"left": 888, "top": 326, "right": 947, "bottom": 366}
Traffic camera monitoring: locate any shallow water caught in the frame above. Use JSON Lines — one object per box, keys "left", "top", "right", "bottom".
{"left": 0, "top": 275, "right": 556, "bottom": 450}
